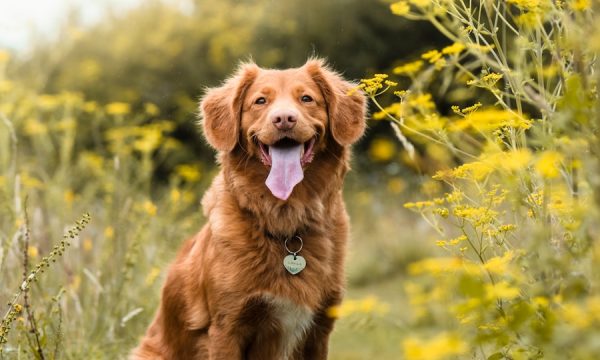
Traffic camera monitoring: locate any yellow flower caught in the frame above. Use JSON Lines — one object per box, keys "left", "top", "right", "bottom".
{"left": 467, "top": 72, "right": 503, "bottom": 87}
{"left": 422, "top": 49, "right": 442, "bottom": 63}
{"left": 570, "top": 0, "right": 590, "bottom": 10}
{"left": 393, "top": 60, "right": 424, "bottom": 76}
{"left": 144, "top": 102, "right": 160, "bottom": 116}
{"left": 104, "top": 226, "right": 115, "bottom": 239}
{"left": 133, "top": 127, "right": 162, "bottom": 153}
{"left": 387, "top": 177, "right": 406, "bottom": 194}
{"left": 368, "top": 138, "right": 396, "bottom": 162}
{"left": 83, "top": 101, "right": 98, "bottom": 113}
{"left": 20, "top": 172, "right": 44, "bottom": 190}
{"left": 441, "top": 42, "right": 465, "bottom": 55}
{"left": 145, "top": 267, "right": 162, "bottom": 286}
{"left": 80, "top": 152, "right": 105, "bottom": 175}
{"left": 485, "top": 281, "right": 520, "bottom": 300}
{"left": 70, "top": 275, "right": 81, "bottom": 291}
{"left": 407, "top": 93, "right": 436, "bottom": 111}
{"left": 483, "top": 250, "right": 515, "bottom": 274}
{"left": 83, "top": 238, "right": 93, "bottom": 252}
{"left": 13, "top": 304, "right": 23, "bottom": 313}
{"left": 64, "top": 190, "right": 75, "bottom": 205}
{"left": 142, "top": 200, "right": 157, "bottom": 216}
{"left": 23, "top": 117, "right": 48, "bottom": 135}
{"left": 27, "top": 246, "right": 39, "bottom": 258}
{"left": 175, "top": 164, "right": 202, "bottom": 182}
{"left": 105, "top": 102, "right": 131, "bottom": 115}
{"left": 449, "top": 109, "right": 531, "bottom": 132}
{"left": 38, "top": 94, "right": 60, "bottom": 110}
{"left": 326, "top": 296, "right": 389, "bottom": 319}
{"left": 516, "top": 12, "right": 541, "bottom": 28}
{"left": 560, "top": 302, "right": 591, "bottom": 328}
{"left": 390, "top": 1, "right": 410, "bottom": 16}
{"left": 535, "top": 151, "right": 563, "bottom": 178}
{"left": 402, "top": 332, "right": 467, "bottom": 360}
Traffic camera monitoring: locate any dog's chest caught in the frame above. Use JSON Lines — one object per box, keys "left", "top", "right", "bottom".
{"left": 265, "top": 295, "right": 314, "bottom": 358}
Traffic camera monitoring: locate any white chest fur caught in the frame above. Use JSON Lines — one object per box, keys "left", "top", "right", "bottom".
{"left": 264, "top": 295, "right": 314, "bottom": 359}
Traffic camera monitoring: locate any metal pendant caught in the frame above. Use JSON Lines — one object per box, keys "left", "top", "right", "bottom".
{"left": 283, "top": 254, "right": 306, "bottom": 275}
{"left": 283, "top": 236, "right": 306, "bottom": 275}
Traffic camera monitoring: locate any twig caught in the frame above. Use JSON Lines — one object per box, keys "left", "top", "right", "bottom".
{"left": 22, "top": 204, "right": 45, "bottom": 360}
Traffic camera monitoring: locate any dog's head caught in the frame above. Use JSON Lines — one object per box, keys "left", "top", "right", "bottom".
{"left": 200, "top": 59, "right": 366, "bottom": 200}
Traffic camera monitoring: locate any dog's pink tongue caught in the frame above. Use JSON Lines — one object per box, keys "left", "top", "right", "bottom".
{"left": 266, "top": 144, "right": 304, "bottom": 200}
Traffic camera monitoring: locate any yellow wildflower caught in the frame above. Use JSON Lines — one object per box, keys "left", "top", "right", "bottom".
{"left": 104, "top": 226, "right": 115, "bottom": 239}
{"left": 13, "top": 304, "right": 23, "bottom": 313}
{"left": 38, "top": 94, "right": 60, "bottom": 110}
{"left": 144, "top": 102, "right": 160, "bottom": 116}
{"left": 407, "top": 93, "right": 435, "bottom": 111}
{"left": 27, "top": 246, "right": 39, "bottom": 258}
{"left": 64, "top": 190, "right": 75, "bottom": 205}
{"left": 83, "top": 238, "right": 93, "bottom": 252}
{"left": 570, "top": 0, "right": 590, "bottom": 10}
{"left": 450, "top": 109, "right": 531, "bottom": 132}
{"left": 23, "top": 118, "right": 48, "bottom": 136}
{"left": 483, "top": 250, "right": 515, "bottom": 274}
{"left": 142, "top": 201, "right": 157, "bottom": 216}
{"left": 175, "top": 164, "right": 202, "bottom": 182}
{"left": 402, "top": 332, "right": 467, "bottom": 360}
{"left": 133, "top": 127, "right": 162, "bottom": 153}
{"left": 485, "top": 281, "right": 520, "bottom": 300}
{"left": 145, "top": 267, "right": 162, "bottom": 286}
{"left": 369, "top": 138, "right": 396, "bottom": 162}
{"left": 390, "top": 1, "right": 410, "bottom": 16}
{"left": 83, "top": 101, "right": 98, "bottom": 113}
{"left": 422, "top": 49, "right": 442, "bottom": 63}
{"left": 404, "top": 200, "right": 435, "bottom": 210}
{"left": 393, "top": 60, "right": 424, "bottom": 76}
{"left": 560, "top": 303, "right": 591, "bottom": 328}
{"left": 535, "top": 151, "right": 563, "bottom": 178}
{"left": 441, "top": 42, "right": 465, "bottom": 55}
{"left": 387, "top": 177, "right": 406, "bottom": 194}
{"left": 105, "top": 102, "right": 131, "bottom": 116}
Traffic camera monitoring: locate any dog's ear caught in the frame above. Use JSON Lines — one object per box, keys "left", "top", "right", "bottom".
{"left": 305, "top": 59, "right": 366, "bottom": 146}
{"left": 200, "top": 63, "right": 259, "bottom": 152}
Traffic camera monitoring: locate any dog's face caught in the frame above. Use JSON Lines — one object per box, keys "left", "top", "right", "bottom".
{"left": 201, "top": 59, "right": 366, "bottom": 200}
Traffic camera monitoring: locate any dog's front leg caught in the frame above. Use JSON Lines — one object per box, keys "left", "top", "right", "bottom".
{"left": 207, "top": 325, "right": 242, "bottom": 360}
{"left": 300, "top": 310, "right": 336, "bottom": 359}
{"left": 299, "top": 292, "right": 342, "bottom": 360}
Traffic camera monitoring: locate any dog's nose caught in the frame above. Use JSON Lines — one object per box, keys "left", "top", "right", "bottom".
{"left": 270, "top": 109, "right": 298, "bottom": 130}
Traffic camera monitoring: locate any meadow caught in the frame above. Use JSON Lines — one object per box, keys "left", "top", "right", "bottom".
{"left": 2, "top": 0, "right": 600, "bottom": 359}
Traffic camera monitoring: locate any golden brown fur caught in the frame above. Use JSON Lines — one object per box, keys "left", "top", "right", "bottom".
{"left": 131, "top": 59, "right": 366, "bottom": 359}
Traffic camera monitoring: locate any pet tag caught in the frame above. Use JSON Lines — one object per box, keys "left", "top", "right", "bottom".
{"left": 283, "top": 254, "right": 306, "bottom": 275}
{"left": 283, "top": 236, "right": 306, "bottom": 275}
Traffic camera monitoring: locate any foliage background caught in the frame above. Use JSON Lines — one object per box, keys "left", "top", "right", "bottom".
{"left": 1, "top": 0, "right": 599, "bottom": 359}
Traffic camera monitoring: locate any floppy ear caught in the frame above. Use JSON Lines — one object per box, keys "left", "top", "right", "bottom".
{"left": 200, "top": 63, "right": 259, "bottom": 152}
{"left": 305, "top": 59, "right": 367, "bottom": 146}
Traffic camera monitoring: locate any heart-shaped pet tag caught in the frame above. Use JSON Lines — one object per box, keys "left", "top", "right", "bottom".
{"left": 283, "top": 254, "right": 306, "bottom": 275}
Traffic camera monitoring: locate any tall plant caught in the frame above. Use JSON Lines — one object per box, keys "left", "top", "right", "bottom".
{"left": 362, "top": 1, "right": 600, "bottom": 358}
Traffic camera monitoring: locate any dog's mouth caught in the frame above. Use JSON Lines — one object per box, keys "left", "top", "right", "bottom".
{"left": 258, "top": 137, "right": 316, "bottom": 167}
{"left": 256, "top": 137, "right": 317, "bottom": 201}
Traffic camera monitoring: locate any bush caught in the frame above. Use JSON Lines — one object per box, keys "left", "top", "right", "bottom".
{"left": 361, "top": 1, "right": 600, "bottom": 358}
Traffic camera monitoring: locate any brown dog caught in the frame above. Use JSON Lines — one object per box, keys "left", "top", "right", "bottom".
{"left": 131, "top": 59, "right": 366, "bottom": 359}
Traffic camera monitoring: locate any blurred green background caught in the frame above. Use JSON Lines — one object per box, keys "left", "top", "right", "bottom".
{"left": 0, "top": 0, "right": 444, "bottom": 358}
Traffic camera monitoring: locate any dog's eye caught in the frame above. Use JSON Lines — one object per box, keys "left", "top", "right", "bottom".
{"left": 301, "top": 95, "right": 313, "bottom": 103}
{"left": 255, "top": 97, "right": 267, "bottom": 105}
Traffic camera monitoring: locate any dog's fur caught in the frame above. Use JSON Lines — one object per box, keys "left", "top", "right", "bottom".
{"left": 131, "top": 59, "right": 366, "bottom": 359}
